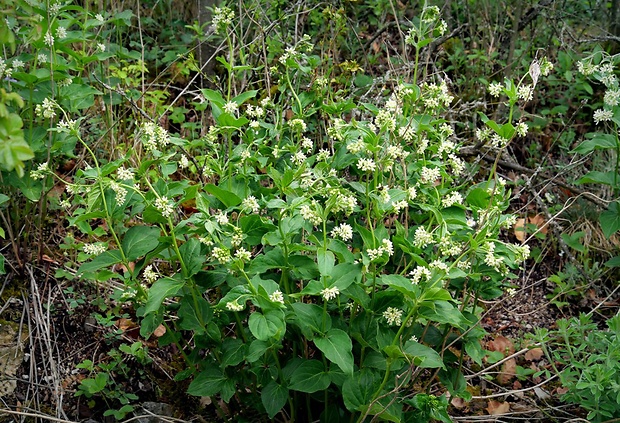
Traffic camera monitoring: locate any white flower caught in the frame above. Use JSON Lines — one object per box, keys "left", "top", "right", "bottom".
{"left": 12, "top": 59, "right": 24, "bottom": 69}
{"left": 242, "top": 196, "right": 260, "bottom": 214}
{"left": 300, "top": 203, "right": 322, "bottom": 225}
{"left": 143, "top": 265, "right": 158, "bottom": 283}
{"left": 83, "top": 243, "right": 106, "bottom": 255}
{"left": 488, "top": 82, "right": 503, "bottom": 97}
{"left": 516, "top": 122, "right": 528, "bottom": 137}
{"left": 215, "top": 211, "right": 229, "bottom": 225}
{"left": 413, "top": 227, "right": 434, "bottom": 248}
{"left": 140, "top": 122, "right": 170, "bottom": 151}
{"left": 392, "top": 200, "right": 408, "bottom": 212}
{"left": 594, "top": 109, "right": 614, "bottom": 125}
{"left": 331, "top": 223, "right": 353, "bottom": 241}
{"left": 30, "top": 162, "right": 49, "bottom": 180}
{"left": 347, "top": 138, "right": 366, "bottom": 154}
{"left": 212, "top": 247, "right": 231, "bottom": 263}
{"left": 55, "top": 26, "right": 67, "bottom": 39}
{"left": 289, "top": 118, "right": 307, "bottom": 132}
{"left": 375, "top": 109, "right": 396, "bottom": 131}
{"left": 269, "top": 290, "right": 284, "bottom": 304}
{"left": 408, "top": 186, "right": 417, "bottom": 200}
{"left": 116, "top": 167, "right": 133, "bottom": 180}
{"left": 38, "top": 53, "right": 49, "bottom": 64}
{"left": 518, "top": 84, "right": 533, "bottom": 102}
{"left": 410, "top": 266, "right": 431, "bottom": 285}
{"left": 301, "top": 137, "right": 313, "bottom": 150}
{"left": 226, "top": 299, "right": 244, "bottom": 312}
{"left": 179, "top": 155, "right": 189, "bottom": 169}
{"left": 605, "top": 89, "right": 620, "bottom": 107}
{"left": 110, "top": 182, "right": 127, "bottom": 206}
{"left": 320, "top": 286, "right": 340, "bottom": 301}
{"left": 155, "top": 196, "right": 174, "bottom": 217}
{"left": 212, "top": 6, "right": 235, "bottom": 34}
{"left": 234, "top": 247, "right": 252, "bottom": 262}
{"left": 357, "top": 158, "right": 376, "bottom": 172}
{"left": 249, "top": 120, "right": 260, "bottom": 129}
{"left": 442, "top": 192, "right": 463, "bottom": 208}
{"left": 420, "top": 167, "right": 440, "bottom": 184}
{"left": 95, "top": 13, "right": 105, "bottom": 23}
{"left": 35, "top": 98, "right": 57, "bottom": 119}
{"left": 382, "top": 307, "right": 403, "bottom": 326}
{"left": 97, "top": 43, "right": 106, "bottom": 53}
{"left": 223, "top": 101, "right": 238, "bottom": 114}
{"left": 292, "top": 151, "right": 307, "bottom": 166}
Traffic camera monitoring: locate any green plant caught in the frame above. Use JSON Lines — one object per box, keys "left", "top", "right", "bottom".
{"left": 533, "top": 313, "right": 620, "bottom": 422}
{"left": 26, "top": 3, "right": 545, "bottom": 421}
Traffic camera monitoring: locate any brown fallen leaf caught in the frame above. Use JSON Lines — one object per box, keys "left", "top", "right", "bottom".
{"left": 525, "top": 347, "right": 544, "bottom": 361}
{"left": 487, "top": 400, "right": 510, "bottom": 415}
{"left": 116, "top": 318, "right": 137, "bottom": 332}
{"left": 514, "top": 218, "right": 526, "bottom": 242}
{"left": 497, "top": 358, "right": 516, "bottom": 385}
{"left": 528, "top": 214, "right": 548, "bottom": 234}
{"left": 451, "top": 397, "right": 467, "bottom": 409}
{"left": 153, "top": 324, "right": 166, "bottom": 338}
{"left": 486, "top": 335, "right": 515, "bottom": 355}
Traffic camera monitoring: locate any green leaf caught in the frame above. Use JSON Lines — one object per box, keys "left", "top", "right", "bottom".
{"left": 576, "top": 171, "right": 618, "bottom": 187}
{"left": 221, "top": 338, "right": 246, "bottom": 367}
{"left": 121, "top": 226, "right": 160, "bottom": 261}
{"left": 79, "top": 372, "right": 109, "bottom": 395}
{"left": 178, "top": 295, "right": 211, "bottom": 333}
{"left": 0, "top": 254, "right": 5, "bottom": 275}
{"left": 288, "top": 359, "right": 330, "bottom": 393}
{"left": 179, "top": 238, "right": 205, "bottom": 276}
{"left": 403, "top": 341, "right": 445, "bottom": 369}
{"left": 314, "top": 329, "right": 354, "bottom": 375}
{"left": 342, "top": 369, "right": 381, "bottom": 412}
{"left": 561, "top": 231, "right": 585, "bottom": 253}
{"left": 232, "top": 90, "right": 258, "bottom": 105}
{"left": 143, "top": 276, "right": 185, "bottom": 315}
{"left": 240, "top": 215, "right": 276, "bottom": 246}
{"left": 249, "top": 310, "right": 285, "bottom": 341}
{"left": 262, "top": 380, "right": 288, "bottom": 419}
{"left": 604, "top": 256, "right": 620, "bottom": 268}
{"left": 78, "top": 250, "right": 123, "bottom": 274}
{"left": 601, "top": 202, "right": 620, "bottom": 238}
{"left": 571, "top": 133, "right": 618, "bottom": 154}
{"left": 247, "top": 340, "right": 270, "bottom": 362}
{"left": 291, "top": 302, "right": 328, "bottom": 336}
{"left": 381, "top": 274, "right": 416, "bottom": 295}
{"left": 248, "top": 247, "right": 285, "bottom": 274}
{"left": 467, "top": 187, "right": 491, "bottom": 209}
{"left": 205, "top": 183, "right": 242, "bottom": 208}
{"left": 187, "top": 367, "right": 227, "bottom": 397}
{"left": 318, "top": 250, "right": 335, "bottom": 277}
{"left": 201, "top": 88, "right": 225, "bottom": 106}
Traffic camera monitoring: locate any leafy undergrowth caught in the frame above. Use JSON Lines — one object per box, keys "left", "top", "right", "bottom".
{"left": 2, "top": 1, "right": 620, "bottom": 422}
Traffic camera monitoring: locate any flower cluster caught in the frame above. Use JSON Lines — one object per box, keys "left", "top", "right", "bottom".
{"left": 367, "top": 239, "right": 394, "bottom": 261}
{"left": 331, "top": 223, "right": 353, "bottom": 241}
{"left": 321, "top": 287, "right": 340, "bottom": 301}
{"left": 35, "top": 98, "right": 57, "bottom": 119}
{"left": 83, "top": 243, "right": 106, "bottom": 255}
{"left": 140, "top": 122, "right": 170, "bottom": 152}
{"left": 154, "top": 196, "right": 174, "bottom": 218}
{"left": 382, "top": 307, "right": 403, "bottom": 326}
{"left": 212, "top": 6, "right": 235, "bottom": 34}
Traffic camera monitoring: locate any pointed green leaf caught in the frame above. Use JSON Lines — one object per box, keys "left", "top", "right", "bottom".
{"left": 403, "top": 341, "right": 445, "bottom": 369}
{"left": 314, "top": 328, "right": 354, "bottom": 375}
{"left": 121, "top": 226, "right": 160, "bottom": 261}
{"left": 249, "top": 310, "right": 285, "bottom": 341}
{"left": 187, "top": 367, "right": 227, "bottom": 397}
{"left": 601, "top": 201, "right": 620, "bottom": 238}
{"left": 78, "top": 250, "right": 123, "bottom": 274}
{"left": 205, "top": 183, "right": 242, "bottom": 208}
{"left": 288, "top": 359, "right": 330, "bottom": 393}
{"left": 262, "top": 380, "right": 288, "bottom": 418}
{"left": 143, "top": 276, "right": 185, "bottom": 315}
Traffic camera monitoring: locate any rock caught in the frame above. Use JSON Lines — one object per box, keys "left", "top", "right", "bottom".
{"left": 135, "top": 402, "right": 175, "bottom": 423}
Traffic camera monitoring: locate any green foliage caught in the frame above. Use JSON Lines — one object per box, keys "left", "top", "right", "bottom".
{"left": 533, "top": 313, "right": 620, "bottom": 422}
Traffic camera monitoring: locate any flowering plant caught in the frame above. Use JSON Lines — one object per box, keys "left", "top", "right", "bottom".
{"left": 2, "top": 1, "right": 541, "bottom": 420}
